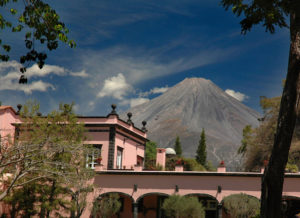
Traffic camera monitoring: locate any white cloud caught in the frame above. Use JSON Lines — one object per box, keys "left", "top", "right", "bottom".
{"left": 140, "top": 86, "right": 169, "bottom": 97}
{"left": 0, "top": 61, "right": 22, "bottom": 71}
{"left": 0, "top": 61, "right": 88, "bottom": 94}
{"left": 69, "top": 70, "right": 89, "bottom": 77}
{"left": 151, "top": 86, "right": 169, "bottom": 94}
{"left": 0, "top": 62, "right": 56, "bottom": 94}
{"left": 129, "top": 97, "right": 150, "bottom": 107}
{"left": 26, "top": 64, "right": 66, "bottom": 78}
{"left": 0, "top": 78, "right": 54, "bottom": 94}
{"left": 97, "top": 73, "right": 133, "bottom": 100}
{"left": 225, "top": 89, "right": 248, "bottom": 102}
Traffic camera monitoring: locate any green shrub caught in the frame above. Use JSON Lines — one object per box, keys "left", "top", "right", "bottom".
{"left": 165, "top": 156, "right": 178, "bottom": 171}
{"left": 183, "top": 158, "right": 206, "bottom": 171}
{"left": 165, "top": 157, "right": 206, "bottom": 171}
{"left": 223, "top": 193, "right": 260, "bottom": 218}
{"left": 162, "top": 195, "right": 205, "bottom": 218}
{"left": 285, "top": 163, "right": 299, "bottom": 173}
{"left": 205, "top": 161, "right": 217, "bottom": 171}
{"left": 91, "top": 193, "right": 121, "bottom": 218}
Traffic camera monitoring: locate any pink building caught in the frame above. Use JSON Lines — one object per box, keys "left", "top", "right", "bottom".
{"left": 1, "top": 104, "right": 300, "bottom": 218}
{"left": 78, "top": 105, "right": 148, "bottom": 170}
{"left": 0, "top": 104, "right": 148, "bottom": 171}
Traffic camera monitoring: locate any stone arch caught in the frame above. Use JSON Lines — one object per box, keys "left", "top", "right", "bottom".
{"left": 98, "top": 191, "right": 134, "bottom": 201}
{"left": 136, "top": 192, "right": 170, "bottom": 203}
{"left": 136, "top": 192, "right": 170, "bottom": 218}
{"left": 94, "top": 192, "right": 135, "bottom": 218}
{"left": 282, "top": 195, "right": 300, "bottom": 217}
{"left": 184, "top": 193, "right": 219, "bottom": 203}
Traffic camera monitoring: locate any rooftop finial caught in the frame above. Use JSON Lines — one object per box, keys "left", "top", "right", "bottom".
{"left": 127, "top": 112, "right": 133, "bottom": 125}
{"left": 142, "top": 120, "right": 147, "bottom": 132}
{"left": 110, "top": 104, "right": 117, "bottom": 115}
{"left": 17, "top": 104, "right": 22, "bottom": 114}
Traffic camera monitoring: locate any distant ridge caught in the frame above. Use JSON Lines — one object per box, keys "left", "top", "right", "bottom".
{"left": 122, "top": 78, "right": 260, "bottom": 168}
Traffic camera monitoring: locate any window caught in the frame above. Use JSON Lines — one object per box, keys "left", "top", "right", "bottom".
{"left": 86, "top": 144, "right": 102, "bottom": 169}
{"left": 137, "top": 155, "right": 143, "bottom": 166}
{"left": 116, "top": 147, "right": 123, "bottom": 169}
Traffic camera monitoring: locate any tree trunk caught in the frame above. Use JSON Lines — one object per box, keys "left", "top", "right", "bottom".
{"left": 260, "top": 1, "right": 300, "bottom": 217}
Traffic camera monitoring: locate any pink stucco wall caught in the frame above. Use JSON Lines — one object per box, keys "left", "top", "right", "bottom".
{"left": 0, "top": 107, "right": 20, "bottom": 143}
{"left": 79, "top": 115, "right": 147, "bottom": 139}
{"left": 84, "top": 127, "right": 110, "bottom": 169}
{"left": 90, "top": 172, "right": 300, "bottom": 204}
{"left": 115, "top": 131, "right": 145, "bottom": 169}
{"left": 79, "top": 114, "right": 148, "bottom": 170}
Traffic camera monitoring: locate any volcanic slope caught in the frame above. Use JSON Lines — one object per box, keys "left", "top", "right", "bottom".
{"left": 123, "top": 78, "right": 260, "bottom": 168}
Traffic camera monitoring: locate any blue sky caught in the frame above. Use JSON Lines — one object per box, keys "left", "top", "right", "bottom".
{"left": 0, "top": 0, "right": 289, "bottom": 115}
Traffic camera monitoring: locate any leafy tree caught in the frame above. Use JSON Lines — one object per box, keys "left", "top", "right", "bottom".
{"left": 68, "top": 170, "right": 94, "bottom": 218}
{"left": 238, "top": 97, "right": 279, "bottom": 171}
{"left": 91, "top": 193, "right": 121, "bottom": 218}
{"left": 5, "top": 182, "right": 38, "bottom": 217}
{"left": 238, "top": 125, "right": 253, "bottom": 156}
{"left": 0, "top": 101, "right": 93, "bottom": 216}
{"left": 196, "top": 128, "right": 207, "bottom": 166}
{"left": 174, "top": 136, "right": 182, "bottom": 157}
{"left": 5, "top": 180, "right": 72, "bottom": 217}
{"left": 223, "top": 193, "right": 260, "bottom": 218}
{"left": 144, "top": 141, "right": 157, "bottom": 169}
{"left": 0, "top": 0, "right": 75, "bottom": 81}
{"left": 162, "top": 194, "right": 205, "bottom": 218}
{"left": 221, "top": 1, "right": 300, "bottom": 216}
{"left": 238, "top": 96, "right": 300, "bottom": 171}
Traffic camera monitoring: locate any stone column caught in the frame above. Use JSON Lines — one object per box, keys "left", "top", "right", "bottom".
{"left": 107, "top": 126, "right": 116, "bottom": 169}
{"left": 217, "top": 203, "right": 223, "bottom": 218}
{"left": 133, "top": 203, "right": 138, "bottom": 218}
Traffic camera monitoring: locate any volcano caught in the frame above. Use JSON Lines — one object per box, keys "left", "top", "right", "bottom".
{"left": 122, "top": 78, "right": 260, "bottom": 169}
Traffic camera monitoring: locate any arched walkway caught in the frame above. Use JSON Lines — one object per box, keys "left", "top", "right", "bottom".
{"left": 89, "top": 171, "right": 300, "bottom": 217}
{"left": 185, "top": 193, "right": 219, "bottom": 218}
{"left": 282, "top": 196, "right": 300, "bottom": 217}
{"left": 93, "top": 192, "right": 134, "bottom": 218}
{"left": 136, "top": 192, "right": 169, "bottom": 218}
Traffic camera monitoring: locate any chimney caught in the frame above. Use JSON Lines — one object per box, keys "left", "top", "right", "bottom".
{"left": 156, "top": 148, "right": 166, "bottom": 170}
